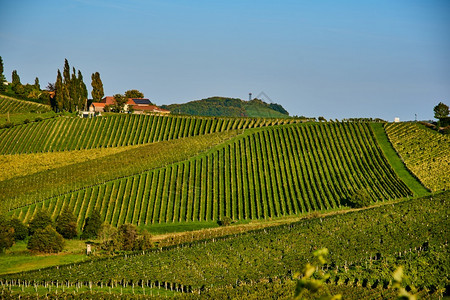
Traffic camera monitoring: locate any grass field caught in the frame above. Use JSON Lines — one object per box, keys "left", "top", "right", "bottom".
{"left": 370, "top": 122, "right": 429, "bottom": 197}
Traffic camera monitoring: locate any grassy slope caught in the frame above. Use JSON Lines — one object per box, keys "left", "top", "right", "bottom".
{"left": 0, "top": 130, "right": 240, "bottom": 212}
{"left": 0, "top": 111, "right": 57, "bottom": 126}
{"left": 385, "top": 122, "right": 450, "bottom": 192}
{"left": 0, "top": 144, "right": 143, "bottom": 181}
{"left": 0, "top": 240, "right": 88, "bottom": 275}
{"left": 243, "top": 102, "right": 289, "bottom": 118}
{"left": 4, "top": 192, "right": 447, "bottom": 293}
{"left": 9, "top": 122, "right": 413, "bottom": 228}
{"left": 370, "top": 123, "right": 429, "bottom": 197}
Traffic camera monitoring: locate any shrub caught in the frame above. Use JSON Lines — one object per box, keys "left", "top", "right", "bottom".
{"left": 135, "top": 229, "right": 153, "bottom": 250}
{"left": 23, "top": 119, "right": 30, "bottom": 124}
{"left": 348, "top": 189, "right": 372, "bottom": 208}
{"left": 27, "top": 225, "right": 64, "bottom": 253}
{"left": 117, "top": 224, "right": 138, "bottom": 251}
{"left": 218, "top": 216, "right": 232, "bottom": 226}
{"left": 9, "top": 218, "right": 28, "bottom": 241}
{"left": 34, "top": 117, "right": 43, "bottom": 122}
{"left": 28, "top": 209, "right": 53, "bottom": 236}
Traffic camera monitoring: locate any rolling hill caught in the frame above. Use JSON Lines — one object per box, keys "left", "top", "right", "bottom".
{"left": 161, "top": 97, "right": 290, "bottom": 118}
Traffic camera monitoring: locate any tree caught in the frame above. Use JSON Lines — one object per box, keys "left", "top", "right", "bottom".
{"left": 54, "top": 70, "right": 64, "bottom": 111}
{"left": 124, "top": 89, "right": 144, "bottom": 99}
{"left": 117, "top": 224, "right": 138, "bottom": 251}
{"left": 55, "top": 207, "right": 78, "bottom": 239}
{"left": 11, "top": 70, "right": 23, "bottom": 95}
{"left": 434, "top": 102, "right": 449, "bottom": 119}
{"left": 111, "top": 93, "right": 128, "bottom": 113}
{"left": 34, "top": 77, "right": 40, "bottom": 90}
{"left": 81, "top": 209, "right": 102, "bottom": 239}
{"left": 28, "top": 210, "right": 53, "bottom": 236}
{"left": 27, "top": 225, "right": 65, "bottom": 253}
{"left": 0, "top": 56, "right": 5, "bottom": 92}
{"left": 0, "top": 215, "right": 14, "bottom": 253}
{"left": 9, "top": 218, "right": 28, "bottom": 241}
{"left": 135, "top": 229, "right": 153, "bottom": 250}
{"left": 78, "top": 70, "right": 88, "bottom": 110}
{"left": 348, "top": 189, "right": 372, "bottom": 208}
{"left": 91, "top": 72, "right": 104, "bottom": 102}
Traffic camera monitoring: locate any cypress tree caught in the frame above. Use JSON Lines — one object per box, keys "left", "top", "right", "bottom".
{"left": 34, "top": 77, "right": 40, "bottom": 90}
{"left": 70, "top": 67, "right": 79, "bottom": 111}
{"left": 81, "top": 210, "right": 102, "bottom": 239}
{"left": 0, "top": 56, "right": 5, "bottom": 92}
{"left": 55, "top": 69, "right": 64, "bottom": 111}
{"left": 78, "top": 70, "right": 88, "bottom": 110}
{"left": 91, "top": 72, "right": 104, "bottom": 102}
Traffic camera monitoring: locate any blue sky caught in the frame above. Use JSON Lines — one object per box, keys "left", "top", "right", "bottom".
{"left": 1, "top": 0, "right": 449, "bottom": 120}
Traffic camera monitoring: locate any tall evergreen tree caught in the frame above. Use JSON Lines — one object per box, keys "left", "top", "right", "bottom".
{"left": 70, "top": 67, "right": 79, "bottom": 111}
{"left": 0, "top": 56, "right": 5, "bottom": 92}
{"left": 81, "top": 209, "right": 102, "bottom": 239}
{"left": 55, "top": 70, "right": 64, "bottom": 111}
{"left": 34, "top": 77, "right": 40, "bottom": 90}
{"left": 91, "top": 72, "right": 104, "bottom": 102}
{"left": 11, "top": 70, "right": 23, "bottom": 95}
{"left": 78, "top": 70, "right": 88, "bottom": 110}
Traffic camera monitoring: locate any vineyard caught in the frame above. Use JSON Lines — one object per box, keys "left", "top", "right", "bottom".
{"left": 0, "top": 114, "right": 301, "bottom": 154}
{"left": 2, "top": 192, "right": 448, "bottom": 298}
{"left": 385, "top": 122, "right": 450, "bottom": 191}
{"left": 0, "top": 96, "right": 51, "bottom": 114}
{"left": 9, "top": 122, "right": 413, "bottom": 228}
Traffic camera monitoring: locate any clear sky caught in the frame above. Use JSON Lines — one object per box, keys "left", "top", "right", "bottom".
{"left": 1, "top": 0, "right": 449, "bottom": 121}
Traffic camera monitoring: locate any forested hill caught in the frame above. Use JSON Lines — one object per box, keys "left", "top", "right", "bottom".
{"left": 161, "top": 97, "right": 290, "bottom": 118}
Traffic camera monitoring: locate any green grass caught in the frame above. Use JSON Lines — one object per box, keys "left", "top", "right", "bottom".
{"left": 0, "top": 111, "right": 57, "bottom": 126}
{"left": 243, "top": 103, "right": 289, "bottom": 118}
{"left": 143, "top": 221, "right": 219, "bottom": 234}
{"left": 370, "top": 122, "right": 429, "bottom": 197}
{"left": 0, "top": 240, "right": 88, "bottom": 275}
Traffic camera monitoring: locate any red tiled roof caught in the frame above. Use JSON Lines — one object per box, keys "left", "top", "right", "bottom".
{"left": 91, "top": 102, "right": 106, "bottom": 107}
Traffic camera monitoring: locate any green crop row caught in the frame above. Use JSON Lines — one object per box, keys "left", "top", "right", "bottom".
{"left": 11, "top": 122, "right": 412, "bottom": 227}
{"left": 4, "top": 192, "right": 448, "bottom": 295}
{"left": 0, "top": 96, "right": 51, "bottom": 114}
{"left": 385, "top": 122, "right": 450, "bottom": 192}
{"left": 0, "top": 114, "right": 301, "bottom": 154}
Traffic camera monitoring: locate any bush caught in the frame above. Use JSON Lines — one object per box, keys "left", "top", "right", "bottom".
{"left": 218, "top": 216, "right": 232, "bottom": 226}
{"left": 27, "top": 225, "right": 64, "bottom": 253}
{"left": 34, "top": 117, "right": 43, "bottom": 122}
{"left": 117, "top": 224, "right": 138, "bottom": 251}
{"left": 9, "top": 218, "right": 27, "bottom": 241}
{"left": 348, "top": 189, "right": 372, "bottom": 208}
{"left": 28, "top": 210, "right": 53, "bottom": 236}
{"left": 23, "top": 118, "right": 30, "bottom": 124}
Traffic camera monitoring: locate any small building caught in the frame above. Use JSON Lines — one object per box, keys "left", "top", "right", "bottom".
{"left": 394, "top": 117, "right": 400, "bottom": 123}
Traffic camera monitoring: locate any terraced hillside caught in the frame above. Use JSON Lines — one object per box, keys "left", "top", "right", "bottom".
{"left": 0, "top": 95, "right": 51, "bottom": 113}
{"left": 385, "top": 122, "right": 450, "bottom": 191}
{"left": 10, "top": 122, "right": 413, "bottom": 228}
{"left": 3, "top": 192, "right": 448, "bottom": 298}
{"left": 0, "top": 114, "right": 300, "bottom": 154}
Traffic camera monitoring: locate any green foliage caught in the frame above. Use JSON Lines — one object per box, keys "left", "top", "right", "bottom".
{"left": 55, "top": 207, "right": 78, "bottom": 239}
{"left": 0, "top": 56, "right": 5, "bottom": 92}
{"left": 347, "top": 189, "right": 371, "bottom": 208}
{"left": 9, "top": 218, "right": 27, "bottom": 241}
{"left": 4, "top": 192, "right": 448, "bottom": 296}
{"left": 81, "top": 210, "right": 102, "bottom": 239}
{"left": 110, "top": 94, "right": 128, "bottom": 112}
{"left": 117, "top": 224, "right": 138, "bottom": 251}
{"left": 27, "top": 225, "right": 65, "bottom": 253}
{"left": 27, "top": 210, "right": 53, "bottom": 236}
{"left": 53, "top": 59, "right": 87, "bottom": 112}
{"left": 219, "top": 216, "right": 232, "bottom": 226}
{"left": 0, "top": 215, "right": 14, "bottom": 252}
{"left": 386, "top": 122, "right": 450, "bottom": 191}
{"left": 433, "top": 102, "right": 449, "bottom": 119}
{"left": 124, "top": 89, "right": 144, "bottom": 99}
{"left": 294, "top": 248, "right": 341, "bottom": 300}
{"left": 91, "top": 72, "right": 104, "bottom": 102}
{"left": 162, "top": 96, "right": 289, "bottom": 117}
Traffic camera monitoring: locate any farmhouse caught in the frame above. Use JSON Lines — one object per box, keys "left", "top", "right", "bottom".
{"left": 89, "top": 97, "right": 170, "bottom": 114}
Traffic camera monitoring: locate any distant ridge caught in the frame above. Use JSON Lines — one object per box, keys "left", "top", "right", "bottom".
{"left": 161, "top": 96, "right": 290, "bottom": 118}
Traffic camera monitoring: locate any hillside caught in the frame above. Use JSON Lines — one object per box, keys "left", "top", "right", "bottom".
{"left": 3, "top": 192, "right": 448, "bottom": 298}
{"left": 0, "top": 114, "right": 299, "bottom": 155}
{"left": 386, "top": 122, "right": 450, "bottom": 192}
{"left": 161, "top": 97, "right": 290, "bottom": 118}
{"left": 9, "top": 122, "right": 416, "bottom": 229}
